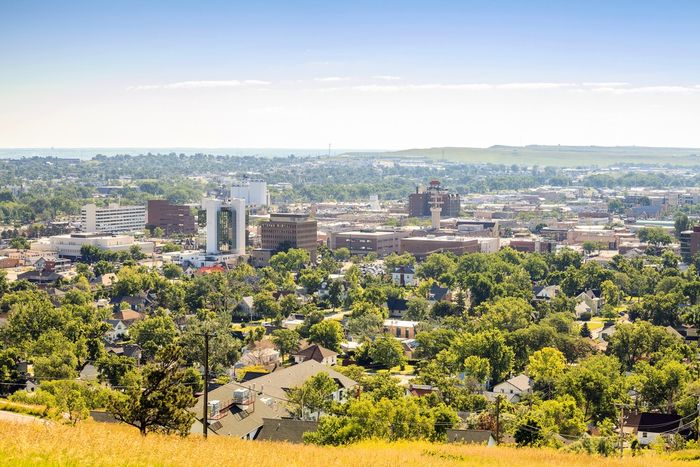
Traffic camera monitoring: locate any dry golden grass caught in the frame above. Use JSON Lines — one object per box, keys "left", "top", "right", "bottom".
{"left": 0, "top": 419, "right": 690, "bottom": 467}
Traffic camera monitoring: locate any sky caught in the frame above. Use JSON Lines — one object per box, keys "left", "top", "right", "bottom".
{"left": 2, "top": 0, "right": 700, "bottom": 149}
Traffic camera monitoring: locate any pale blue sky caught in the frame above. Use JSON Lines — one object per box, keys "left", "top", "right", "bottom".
{"left": 2, "top": 1, "right": 700, "bottom": 148}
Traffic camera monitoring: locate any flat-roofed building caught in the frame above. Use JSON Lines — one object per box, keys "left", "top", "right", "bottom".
{"left": 146, "top": 200, "right": 196, "bottom": 236}
{"left": 680, "top": 226, "right": 700, "bottom": 261}
{"left": 39, "top": 232, "right": 154, "bottom": 259}
{"left": 329, "top": 230, "right": 410, "bottom": 257}
{"left": 400, "top": 235, "right": 479, "bottom": 260}
{"left": 260, "top": 213, "right": 317, "bottom": 262}
{"left": 81, "top": 203, "right": 146, "bottom": 234}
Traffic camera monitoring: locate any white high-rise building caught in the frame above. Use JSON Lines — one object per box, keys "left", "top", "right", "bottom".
{"left": 202, "top": 197, "right": 246, "bottom": 255}
{"left": 230, "top": 179, "right": 269, "bottom": 206}
{"left": 81, "top": 203, "right": 146, "bottom": 234}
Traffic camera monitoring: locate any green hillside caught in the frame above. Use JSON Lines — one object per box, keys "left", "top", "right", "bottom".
{"left": 349, "top": 145, "right": 700, "bottom": 167}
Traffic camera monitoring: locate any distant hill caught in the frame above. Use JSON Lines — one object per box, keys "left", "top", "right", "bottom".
{"left": 344, "top": 145, "right": 700, "bottom": 167}
{"left": 0, "top": 418, "right": 694, "bottom": 466}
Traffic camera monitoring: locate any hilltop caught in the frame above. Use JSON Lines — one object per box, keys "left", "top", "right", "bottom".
{"left": 345, "top": 145, "right": 700, "bottom": 167}
{"left": 0, "top": 419, "right": 694, "bottom": 467}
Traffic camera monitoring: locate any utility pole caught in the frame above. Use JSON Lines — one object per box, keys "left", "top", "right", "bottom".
{"left": 696, "top": 399, "right": 700, "bottom": 443}
{"left": 198, "top": 331, "right": 216, "bottom": 439}
{"left": 495, "top": 395, "right": 502, "bottom": 445}
{"left": 618, "top": 403, "right": 624, "bottom": 458}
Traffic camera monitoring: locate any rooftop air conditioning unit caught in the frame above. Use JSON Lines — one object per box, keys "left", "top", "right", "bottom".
{"left": 207, "top": 400, "right": 220, "bottom": 418}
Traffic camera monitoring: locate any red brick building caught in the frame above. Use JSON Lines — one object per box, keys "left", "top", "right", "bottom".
{"left": 146, "top": 200, "right": 196, "bottom": 236}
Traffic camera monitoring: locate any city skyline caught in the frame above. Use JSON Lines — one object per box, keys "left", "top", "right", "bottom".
{"left": 3, "top": 1, "right": 700, "bottom": 149}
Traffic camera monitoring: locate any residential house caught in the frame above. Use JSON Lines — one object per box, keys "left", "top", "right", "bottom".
{"left": 392, "top": 265, "right": 417, "bottom": 287}
{"left": 575, "top": 289, "right": 603, "bottom": 317}
{"left": 490, "top": 374, "right": 533, "bottom": 403}
{"left": 383, "top": 319, "right": 419, "bottom": 339}
{"left": 623, "top": 412, "right": 683, "bottom": 446}
{"left": 106, "top": 343, "right": 143, "bottom": 363}
{"left": 292, "top": 344, "right": 338, "bottom": 366}
{"left": 105, "top": 319, "right": 130, "bottom": 343}
{"left": 257, "top": 418, "right": 319, "bottom": 444}
{"left": 428, "top": 283, "right": 452, "bottom": 303}
{"left": 446, "top": 429, "right": 497, "bottom": 446}
{"left": 237, "top": 341, "right": 281, "bottom": 370}
{"left": 533, "top": 285, "right": 559, "bottom": 301}
{"left": 407, "top": 383, "right": 439, "bottom": 397}
{"left": 387, "top": 297, "right": 409, "bottom": 318}
{"left": 191, "top": 360, "right": 357, "bottom": 438}
{"left": 236, "top": 296, "right": 256, "bottom": 320}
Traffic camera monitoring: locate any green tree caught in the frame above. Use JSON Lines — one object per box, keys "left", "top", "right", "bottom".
{"left": 328, "top": 280, "right": 345, "bottom": 310}
{"left": 528, "top": 347, "right": 566, "bottom": 398}
{"left": 97, "top": 352, "right": 136, "bottom": 387}
{"left": 287, "top": 372, "right": 338, "bottom": 420}
{"left": 556, "top": 354, "right": 624, "bottom": 422}
{"left": 178, "top": 318, "right": 241, "bottom": 375}
{"left": 416, "top": 253, "right": 456, "bottom": 281}
{"left": 368, "top": 335, "right": 406, "bottom": 369}
{"left": 162, "top": 263, "right": 183, "bottom": 279}
{"left": 308, "top": 320, "right": 344, "bottom": 352}
{"left": 674, "top": 213, "right": 691, "bottom": 239}
{"left": 107, "top": 345, "right": 197, "bottom": 436}
{"left": 452, "top": 330, "right": 514, "bottom": 384}
{"left": 272, "top": 328, "right": 300, "bottom": 362}
{"left": 253, "top": 291, "right": 282, "bottom": 321}
{"left": 478, "top": 297, "right": 533, "bottom": 332}
{"left": 347, "top": 312, "right": 383, "bottom": 342}
{"left": 637, "top": 227, "right": 672, "bottom": 246}
{"left": 9, "top": 236, "right": 29, "bottom": 250}
{"left": 334, "top": 247, "right": 351, "bottom": 261}
{"left": 129, "top": 310, "right": 178, "bottom": 361}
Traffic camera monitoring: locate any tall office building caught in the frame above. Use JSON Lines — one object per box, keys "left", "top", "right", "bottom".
{"left": 81, "top": 203, "right": 146, "bottom": 234}
{"left": 260, "top": 213, "right": 317, "bottom": 261}
{"left": 680, "top": 226, "right": 700, "bottom": 262}
{"left": 230, "top": 179, "right": 270, "bottom": 206}
{"left": 146, "top": 200, "right": 196, "bottom": 236}
{"left": 202, "top": 198, "right": 246, "bottom": 255}
{"left": 408, "top": 180, "right": 461, "bottom": 218}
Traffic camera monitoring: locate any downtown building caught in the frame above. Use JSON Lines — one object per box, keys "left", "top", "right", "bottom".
{"left": 146, "top": 200, "right": 197, "bottom": 236}
{"left": 230, "top": 179, "right": 270, "bottom": 206}
{"left": 253, "top": 213, "right": 317, "bottom": 266}
{"left": 408, "top": 180, "right": 461, "bottom": 218}
{"left": 201, "top": 198, "right": 246, "bottom": 256}
{"left": 329, "top": 229, "right": 410, "bottom": 257}
{"left": 81, "top": 203, "right": 146, "bottom": 234}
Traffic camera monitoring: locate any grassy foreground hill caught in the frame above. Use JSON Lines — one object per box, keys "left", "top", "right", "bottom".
{"left": 0, "top": 419, "right": 696, "bottom": 467}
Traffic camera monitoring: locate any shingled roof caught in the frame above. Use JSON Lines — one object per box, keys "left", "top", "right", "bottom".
{"left": 257, "top": 418, "right": 319, "bottom": 443}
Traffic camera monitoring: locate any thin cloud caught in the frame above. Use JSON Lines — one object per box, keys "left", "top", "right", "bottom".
{"left": 127, "top": 80, "right": 270, "bottom": 91}
{"left": 327, "top": 81, "right": 700, "bottom": 95}
{"left": 591, "top": 85, "right": 698, "bottom": 94}
{"left": 581, "top": 82, "right": 629, "bottom": 87}
{"left": 372, "top": 75, "right": 402, "bottom": 81}
{"left": 344, "top": 82, "right": 576, "bottom": 92}
{"left": 313, "top": 76, "right": 350, "bottom": 82}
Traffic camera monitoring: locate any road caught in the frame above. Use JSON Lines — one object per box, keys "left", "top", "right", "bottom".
{"left": 0, "top": 410, "right": 44, "bottom": 424}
